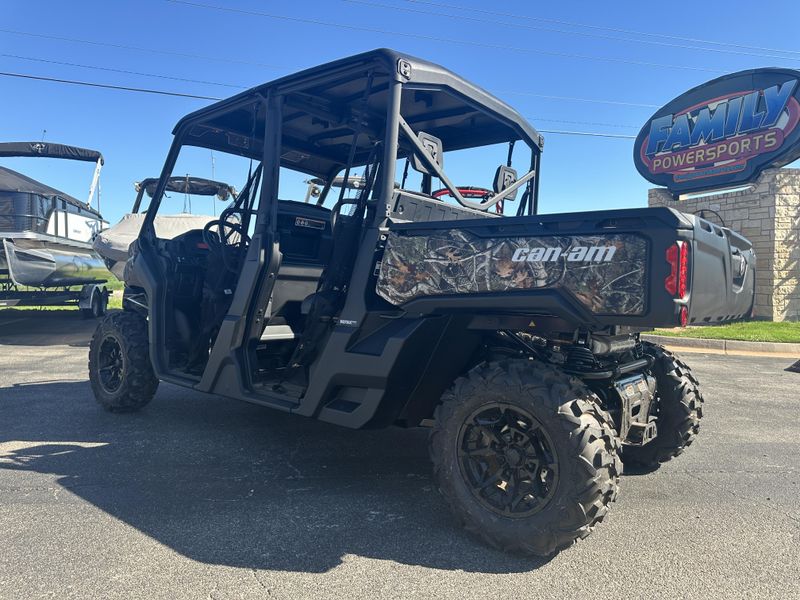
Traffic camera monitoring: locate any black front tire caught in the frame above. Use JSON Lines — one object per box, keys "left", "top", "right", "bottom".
{"left": 620, "top": 343, "right": 703, "bottom": 468}
{"left": 88, "top": 311, "right": 158, "bottom": 412}
{"left": 430, "top": 359, "right": 622, "bottom": 557}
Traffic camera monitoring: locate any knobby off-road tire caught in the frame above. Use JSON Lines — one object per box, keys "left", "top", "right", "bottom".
{"left": 620, "top": 343, "right": 704, "bottom": 468}
{"left": 430, "top": 359, "right": 622, "bottom": 556}
{"left": 88, "top": 311, "right": 159, "bottom": 412}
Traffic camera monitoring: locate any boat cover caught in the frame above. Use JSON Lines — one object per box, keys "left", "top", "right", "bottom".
{"left": 93, "top": 213, "right": 216, "bottom": 265}
{"left": 136, "top": 177, "right": 236, "bottom": 200}
{"left": 0, "top": 142, "right": 103, "bottom": 164}
{"left": 0, "top": 165, "right": 84, "bottom": 202}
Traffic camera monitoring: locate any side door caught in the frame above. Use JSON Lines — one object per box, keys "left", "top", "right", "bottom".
{"left": 197, "top": 93, "right": 284, "bottom": 396}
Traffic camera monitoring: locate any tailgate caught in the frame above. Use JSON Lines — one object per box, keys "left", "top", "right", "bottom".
{"left": 684, "top": 215, "right": 755, "bottom": 324}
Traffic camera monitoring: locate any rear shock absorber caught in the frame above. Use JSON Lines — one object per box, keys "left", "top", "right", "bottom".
{"left": 565, "top": 345, "right": 598, "bottom": 371}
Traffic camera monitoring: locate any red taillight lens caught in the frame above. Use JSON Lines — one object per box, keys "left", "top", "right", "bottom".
{"left": 665, "top": 244, "right": 679, "bottom": 296}
{"left": 665, "top": 242, "right": 689, "bottom": 299}
{"left": 678, "top": 242, "right": 689, "bottom": 299}
{"left": 680, "top": 305, "right": 688, "bottom": 327}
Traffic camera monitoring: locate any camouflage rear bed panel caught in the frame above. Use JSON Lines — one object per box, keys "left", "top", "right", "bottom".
{"left": 376, "top": 229, "right": 648, "bottom": 315}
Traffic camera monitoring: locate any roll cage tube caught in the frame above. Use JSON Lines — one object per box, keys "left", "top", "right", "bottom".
{"left": 397, "top": 116, "right": 536, "bottom": 212}
{"left": 140, "top": 98, "right": 265, "bottom": 237}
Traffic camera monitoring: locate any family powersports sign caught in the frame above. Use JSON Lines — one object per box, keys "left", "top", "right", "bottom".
{"left": 634, "top": 68, "right": 800, "bottom": 195}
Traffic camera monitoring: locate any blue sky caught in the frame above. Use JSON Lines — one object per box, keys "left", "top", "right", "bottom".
{"left": 2, "top": 0, "right": 799, "bottom": 223}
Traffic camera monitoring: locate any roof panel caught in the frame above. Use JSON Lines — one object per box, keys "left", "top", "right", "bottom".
{"left": 174, "top": 49, "right": 543, "bottom": 177}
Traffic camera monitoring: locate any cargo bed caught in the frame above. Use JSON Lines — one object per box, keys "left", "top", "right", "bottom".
{"left": 376, "top": 206, "right": 755, "bottom": 329}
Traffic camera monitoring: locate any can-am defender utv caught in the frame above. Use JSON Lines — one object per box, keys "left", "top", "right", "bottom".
{"left": 89, "top": 49, "right": 756, "bottom": 556}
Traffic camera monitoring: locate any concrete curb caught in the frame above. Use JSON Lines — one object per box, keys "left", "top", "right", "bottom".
{"left": 642, "top": 334, "right": 800, "bottom": 358}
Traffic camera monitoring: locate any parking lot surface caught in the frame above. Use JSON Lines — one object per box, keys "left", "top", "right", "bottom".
{"left": 1, "top": 311, "right": 799, "bottom": 599}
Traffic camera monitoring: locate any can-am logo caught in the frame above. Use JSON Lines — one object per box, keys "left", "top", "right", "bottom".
{"left": 511, "top": 245, "right": 617, "bottom": 263}
{"left": 634, "top": 68, "right": 800, "bottom": 194}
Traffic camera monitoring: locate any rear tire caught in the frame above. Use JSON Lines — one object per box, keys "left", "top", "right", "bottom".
{"left": 429, "top": 359, "right": 622, "bottom": 556}
{"left": 88, "top": 311, "right": 158, "bottom": 412}
{"left": 620, "top": 343, "right": 703, "bottom": 468}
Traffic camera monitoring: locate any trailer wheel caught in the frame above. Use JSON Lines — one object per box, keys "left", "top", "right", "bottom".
{"left": 88, "top": 311, "right": 158, "bottom": 412}
{"left": 620, "top": 343, "right": 703, "bottom": 468}
{"left": 81, "top": 289, "right": 106, "bottom": 319}
{"left": 429, "top": 359, "right": 621, "bottom": 556}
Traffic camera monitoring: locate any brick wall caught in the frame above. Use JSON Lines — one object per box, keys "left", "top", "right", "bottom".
{"left": 648, "top": 168, "right": 800, "bottom": 321}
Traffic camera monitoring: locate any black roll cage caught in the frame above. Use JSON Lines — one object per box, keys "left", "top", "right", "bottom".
{"left": 133, "top": 50, "right": 545, "bottom": 392}
{"left": 140, "top": 49, "right": 544, "bottom": 242}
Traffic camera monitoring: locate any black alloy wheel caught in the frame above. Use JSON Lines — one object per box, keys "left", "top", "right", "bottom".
{"left": 458, "top": 403, "right": 559, "bottom": 517}
{"left": 97, "top": 334, "right": 124, "bottom": 394}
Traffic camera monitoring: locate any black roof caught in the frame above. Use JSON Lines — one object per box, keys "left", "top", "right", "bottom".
{"left": 174, "top": 49, "right": 543, "bottom": 178}
{"left": 0, "top": 165, "right": 100, "bottom": 216}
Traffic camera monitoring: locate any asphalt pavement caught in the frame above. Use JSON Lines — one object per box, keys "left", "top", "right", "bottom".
{"left": 1, "top": 310, "right": 798, "bottom": 599}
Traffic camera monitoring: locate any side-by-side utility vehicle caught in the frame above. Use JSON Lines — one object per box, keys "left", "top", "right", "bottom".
{"left": 89, "top": 50, "right": 755, "bottom": 556}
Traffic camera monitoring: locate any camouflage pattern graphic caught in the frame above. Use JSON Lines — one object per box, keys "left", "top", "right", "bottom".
{"left": 376, "top": 229, "right": 648, "bottom": 315}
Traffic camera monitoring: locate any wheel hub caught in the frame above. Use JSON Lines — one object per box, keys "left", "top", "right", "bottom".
{"left": 458, "top": 403, "right": 559, "bottom": 518}
{"left": 504, "top": 448, "right": 523, "bottom": 467}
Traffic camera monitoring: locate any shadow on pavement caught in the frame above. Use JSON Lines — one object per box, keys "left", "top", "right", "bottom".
{"left": 0, "top": 310, "right": 99, "bottom": 347}
{"left": 0, "top": 379, "right": 550, "bottom": 574}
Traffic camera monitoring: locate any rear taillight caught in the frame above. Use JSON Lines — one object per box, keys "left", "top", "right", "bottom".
{"left": 678, "top": 242, "right": 689, "bottom": 299}
{"left": 665, "top": 242, "right": 689, "bottom": 299}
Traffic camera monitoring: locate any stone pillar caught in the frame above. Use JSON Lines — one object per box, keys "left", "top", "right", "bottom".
{"left": 648, "top": 168, "right": 800, "bottom": 321}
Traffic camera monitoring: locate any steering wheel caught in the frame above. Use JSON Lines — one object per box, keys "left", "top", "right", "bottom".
{"left": 202, "top": 217, "right": 250, "bottom": 270}
{"left": 432, "top": 186, "right": 504, "bottom": 214}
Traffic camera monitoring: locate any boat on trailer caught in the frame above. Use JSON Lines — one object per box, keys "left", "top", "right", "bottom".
{"left": 0, "top": 142, "right": 111, "bottom": 316}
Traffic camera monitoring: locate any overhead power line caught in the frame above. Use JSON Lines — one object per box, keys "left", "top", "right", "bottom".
{"left": 538, "top": 130, "right": 635, "bottom": 139}
{"left": 531, "top": 117, "right": 638, "bottom": 129}
{"left": 496, "top": 90, "right": 659, "bottom": 109}
{"left": 406, "top": 0, "right": 800, "bottom": 58}
{"left": 1, "top": 53, "right": 246, "bottom": 89}
{"left": 0, "top": 27, "right": 292, "bottom": 70}
{"left": 0, "top": 37, "right": 661, "bottom": 111}
{"left": 0, "top": 50, "right": 657, "bottom": 112}
{"left": 0, "top": 70, "right": 638, "bottom": 138}
{"left": 0, "top": 71, "right": 222, "bottom": 100}
{"left": 166, "top": 0, "right": 722, "bottom": 74}
{"left": 347, "top": 0, "right": 800, "bottom": 63}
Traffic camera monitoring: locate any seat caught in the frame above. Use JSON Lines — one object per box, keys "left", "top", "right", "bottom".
{"left": 300, "top": 288, "right": 342, "bottom": 316}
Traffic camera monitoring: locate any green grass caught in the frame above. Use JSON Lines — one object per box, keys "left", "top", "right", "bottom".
{"left": 654, "top": 321, "right": 800, "bottom": 343}
{"left": 108, "top": 293, "right": 122, "bottom": 310}
{"left": 104, "top": 277, "right": 124, "bottom": 291}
